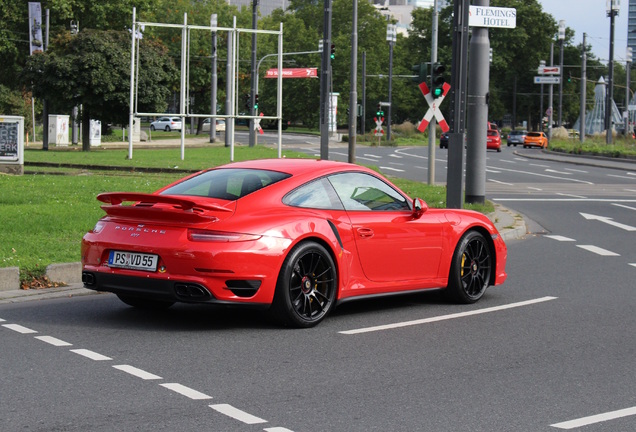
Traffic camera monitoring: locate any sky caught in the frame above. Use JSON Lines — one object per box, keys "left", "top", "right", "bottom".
{"left": 537, "top": 0, "right": 629, "bottom": 63}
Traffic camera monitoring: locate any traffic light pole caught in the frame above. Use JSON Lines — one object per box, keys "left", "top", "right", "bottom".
{"left": 249, "top": 0, "right": 258, "bottom": 148}
{"left": 319, "top": 0, "right": 333, "bottom": 160}
{"left": 428, "top": 0, "right": 439, "bottom": 185}
{"left": 348, "top": 0, "right": 358, "bottom": 163}
{"left": 446, "top": 0, "right": 470, "bottom": 209}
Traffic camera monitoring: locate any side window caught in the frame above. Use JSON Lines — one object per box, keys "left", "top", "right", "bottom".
{"left": 328, "top": 172, "right": 410, "bottom": 211}
{"left": 283, "top": 178, "right": 344, "bottom": 210}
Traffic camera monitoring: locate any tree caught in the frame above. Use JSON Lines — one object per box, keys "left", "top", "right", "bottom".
{"left": 21, "top": 29, "right": 178, "bottom": 150}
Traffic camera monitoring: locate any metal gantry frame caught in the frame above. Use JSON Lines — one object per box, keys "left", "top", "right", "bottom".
{"left": 128, "top": 8, "right": 283, "bottom": 161}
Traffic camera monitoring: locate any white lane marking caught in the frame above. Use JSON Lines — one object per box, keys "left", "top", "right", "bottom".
{"left": 264, "top": 428, "right": 295, "bottom": 432}
{"left": 356, "top": 156, "right": 381, "bottom": 163}
{"left": 630, "top": 263, "right": 636, "bottom": 268}
{"left": 612, "top": 203, "right": 636, "bottom": 211}
{"left": 530, "top": 163, "right": 550, "bottom": 168}
{"left": 608, "top": 174, "right": 636, "bottom": 180}
{"left": 551, "top": 406, "right": 636, "bottom": 429}
{"left": 363, "top": 153, "right": 381, "bottom": 159}
{"left": 488, "top": 179, "right": 514, "bottom": 185}
{"left": 564, "top": 168, "right": 588, "bottom": 173}
{"left": 2, "top": 324, "right": 37, "bottom": 334}
{"left": 489, "top": 165, "right": 593, "bottom": 184}
{"left": 379, "top": 166, "right": 405, "bottom": 172}
{"left": 331, "top": 151, "right": 348, "bottom": 157}
{"left": 35, "top": 336, "right": 72, "bottom": 346}
{"left": 209, "top": 404, "right": 267, "bottom": 424}
{"left": 389, "top": 154, "right": 402, "bottom": 159}
{"left": 495, "top": 198, "right": 636, "bottom": 202}
{"left": 544, "top": 235, "right": 576, "bottom": 242}
{"left": 339, "top": 297, "right": 558, "bottom": 335}
{"left": 576, "top": 245, "right": 620, "bottom": 256}
{"left": 112, "top": 364, "right": 161, "bottom": 380}
{"left": 545, "top": 169, "right": 572, "bottom": 175}
{"left": 527, "top": 187, "right": 543, "bottom": 191}
{"left": 626, "top": 189, "right": 636, "bottom": 193}
{"left": 0, "top": 318, "right": 5, "bottom": 322}
{"left": 71, "top": 349, "right": 112, "bottom": 361}
{"left": 485, "top": 168, "right": 502, "bottom": 173}
{"left": 160, "top": 383, "right": 212, "bottom": 400}
{"left": 514, "top": 157, "right": 529, "bottom": 162}
{"left": 556, "top": 193, "right": 587, "bottom": 199}
{"left": 500, "top": 159, "right": 517, "bottom": 164}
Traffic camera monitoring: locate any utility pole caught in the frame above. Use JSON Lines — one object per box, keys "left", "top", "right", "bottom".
{"left": 387, "top": 23, "right": 396, "bottom": 142}
{"left": 348, "top": 0, "right": 358, "bottom": 163}
{"left": 210, "top": 14, "right": 218, "bottom": 143}
{"left": 558, "top": 20, "right": 565, "bottom": 127}
{"left": 249, "top": 0, "right": 258, "bottom": 147}
{"left": 465, "top": 0, "right": 490, "bottom": 205}
{"left": 42, "top": 8, "right": 50, "bottom": 150}
{"left": 548, "top": 42, "right": 554, "bottom": 141}
{"left": 319, "top": 0, "right": 333, "bottom": 160}
{"left": 580, "top": 33, "right": 586, "bottom": 142}
{"left": 626, "top": 47, "right": 632, "bottom": 137}
{"left": 428, "top": 0, "right": 439, "bottom": 185}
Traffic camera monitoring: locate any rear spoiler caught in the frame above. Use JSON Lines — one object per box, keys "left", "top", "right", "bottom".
{"left": 97, "top": 192, "right": 233, "bottom": 223}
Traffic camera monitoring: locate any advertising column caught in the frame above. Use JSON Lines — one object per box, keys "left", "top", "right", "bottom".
{"left": 0, "top": 116, "right": 25, "bottom": 175}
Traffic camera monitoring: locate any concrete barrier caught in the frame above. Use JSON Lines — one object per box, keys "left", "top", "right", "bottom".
{"left": 0, "top": 267, "right": 20, "bottom": 291}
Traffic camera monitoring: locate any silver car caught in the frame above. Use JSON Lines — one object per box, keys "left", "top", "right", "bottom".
{"left": 150, "top": 116, "right": 182, "bottom": 132}
{"left": 506, "top": 129, "right": 527, "bottom": 147}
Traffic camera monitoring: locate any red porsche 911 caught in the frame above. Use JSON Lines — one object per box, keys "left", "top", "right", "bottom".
{"left": 81, "top": 159, "right": 507, "bottom": 327}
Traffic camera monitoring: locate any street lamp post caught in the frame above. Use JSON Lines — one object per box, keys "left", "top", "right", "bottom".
{"left": 606, "top": 0, "right": 620, "bottom": 145}
{"left": 558, "top": 20, "right": 565, "bottom": 127}
{"left": 386, "top": 23, "right": 396, "bottom": 142}
{"left": 540, "top": 60, "right": 545, "bottom": 130}
{"left": 626, "top": 46, "right": 632, "bottom": 137}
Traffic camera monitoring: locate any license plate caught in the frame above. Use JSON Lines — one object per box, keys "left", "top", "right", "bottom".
{"left": 108, "top": 251, "right": 158, "bottom": 272}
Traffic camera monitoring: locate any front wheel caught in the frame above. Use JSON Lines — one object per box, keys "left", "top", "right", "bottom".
{"left": 271, "top": 242, "right": 337, "bottom": 328}
{"left": 445, "top": 231, "right": 492, "bottom": 304}
{"left": 150, "top": 125, "right": 155, "bottom": 131}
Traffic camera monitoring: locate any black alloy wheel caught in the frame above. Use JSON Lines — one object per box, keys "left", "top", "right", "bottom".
{"left": 272, "top": 241, "right": 337, "bottom": 328}
{"left": 446, "top": 231, "right": 492, "bottom": 304}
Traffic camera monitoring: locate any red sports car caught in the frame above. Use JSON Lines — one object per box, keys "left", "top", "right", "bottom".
{"left": 81, "top": 159, "right": 507, "bottom": 327}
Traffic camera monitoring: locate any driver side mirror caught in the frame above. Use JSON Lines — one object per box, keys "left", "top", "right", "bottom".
{"left": 413, "top": 198, "right": 428, "bottom": 219}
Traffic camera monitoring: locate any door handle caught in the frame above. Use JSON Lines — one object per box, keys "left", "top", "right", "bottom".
{"left": 357, "top": 227, "right": 374, "bottom": 238}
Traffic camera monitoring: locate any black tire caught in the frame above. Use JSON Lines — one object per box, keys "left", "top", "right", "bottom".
{"left": 497, "top": 148, "right": 501, "bottom": 152}
{"left": 445, "top": 231, "right": 492, "bottom": 304}
{"left": 116, "top": 294, "right": 174, "bottom": 310}
{"left": 271, "top": 241, "right": 337, "bottom": 328}
{"left": 165, "top": 126, "right": 171, "bottom": 132}
{"left": 150, "top": 125, "right": 155, "bottom": 131}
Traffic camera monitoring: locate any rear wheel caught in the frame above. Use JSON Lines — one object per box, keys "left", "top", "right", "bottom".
{"left": 150, "top": 125, "right": 155, "bottom": 131}
{"left": 165, "top": 126, "right": 171, "bottom": 132}
{"left": 116, "top": 294, "right": 174, "bottom": 310}
{"left": 445, "top": 231, "right": 492, "bottom": 304}
{"left": 271, "top": 241, "right": 337, "bottom": 328}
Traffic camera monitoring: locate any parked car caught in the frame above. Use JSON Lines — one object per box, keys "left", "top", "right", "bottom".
{"left": 201, "top": 118, "right": 226, "bottom": 132}
{"left": 487, "top": 129, "right": 502, "bottom": 152}
{"left": 150, "top": 117, "right": 182, "bottom": 132}
{"left": 440, "top": 132, "right": 449, "bottom": 149}
{"left": 81, "top": 159, "right": 507, "bottom": 328}
{"left": 506, "top": 130, "right": 528, "bottom": 147}
{"left": 524, "top": 131, "right": 548, "bottom": 148}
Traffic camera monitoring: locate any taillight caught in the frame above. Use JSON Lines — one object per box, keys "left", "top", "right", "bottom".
{"left": 188, "top": 229, "right": 261, "bottom": 242}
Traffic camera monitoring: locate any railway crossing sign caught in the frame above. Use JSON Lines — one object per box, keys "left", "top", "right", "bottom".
{"left": 254, "top": 112, "right": 264, "bottom": 135}
{"left": 374, "top": 116, "right": 384, "bottom": 137}
{"left": 417, "top": 82, "right": 451, "bottom": 133}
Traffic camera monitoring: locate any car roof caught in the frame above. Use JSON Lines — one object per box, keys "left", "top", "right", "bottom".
{"left": 218, "top": 158, "right": 374, "bottom": 178}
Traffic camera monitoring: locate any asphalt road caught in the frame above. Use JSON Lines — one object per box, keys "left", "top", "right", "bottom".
{"left": 1, "top": 142, "right": 635, "bottom": 431}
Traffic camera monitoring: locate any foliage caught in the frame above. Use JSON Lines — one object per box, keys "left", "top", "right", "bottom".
{"left": 549, "top": 137, "right": 636, "bottom": 158}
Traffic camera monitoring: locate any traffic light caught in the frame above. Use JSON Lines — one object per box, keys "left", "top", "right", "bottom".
{"left": 431, "top": 63, "right": 446, "bottom": 98}
{"left": 254, "top": 94, "right": 259, "bottom": 110}
{"left": 376, "top": 103, "right": 384, "bottom": 117}
{"left": 411, "top": 63, "right": 427, "bottom": 84}
{"left": 330, "top": 44, "right": 335, "bottom": 60}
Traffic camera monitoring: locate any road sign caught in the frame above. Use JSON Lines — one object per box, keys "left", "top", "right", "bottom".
{"left": 417, "top": 82, "right": 451, "bottom": 133}
{"left": 534, "top": 76, "right": 560, "bottom": 84}
{"left": 468, "top": 6, "right": 516, "bottom": 29}
{"left": 265, "top": 68, "right": 318, "bottom": 78}
{"left": 538, "top": 66, "right": 560, "bottom": 75}
{"left": 374, "top": 116, "right": 384, "bottom": 136}
{"left": 254, "top": 112, "right": 264, "bottom": 135}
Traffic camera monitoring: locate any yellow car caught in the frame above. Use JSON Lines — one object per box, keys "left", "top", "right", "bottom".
{"left": 523, "top": 131, "right": 548, "bottom": 148}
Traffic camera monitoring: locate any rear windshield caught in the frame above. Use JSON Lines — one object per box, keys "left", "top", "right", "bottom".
{"left": 527, "top": 132, "right": 542, "bottom": 137}
{"left": 510, "top": 130, "right": 526, "bottom": 135}
{"left": 487, "top": 130, "right": 498, "bottom": 136}
{"left": 161, "top": 168, "right": 291, "bottom": 200}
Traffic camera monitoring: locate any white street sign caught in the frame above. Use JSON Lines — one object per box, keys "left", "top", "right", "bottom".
{"left": 534, "top": 76, "right": 560, "bottom": 84}
{"left": 469, "top": 6, "right": 517, "bottom": 28}
{"left": 538, "top": 66, "right": 561, "bottom": 75}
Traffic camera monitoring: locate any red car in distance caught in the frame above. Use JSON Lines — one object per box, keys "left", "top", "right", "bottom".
{"left": 487, "top": 129, "right": 502, "bottom": 152}
{"left": 81, "top": 159, "right": 507, "bottom": 327}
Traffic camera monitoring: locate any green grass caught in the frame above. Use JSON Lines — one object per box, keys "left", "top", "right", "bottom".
{"left": 3, "top": 145, "right": 492, "bottom": 280}
{"left": 547, "top": 137, "right": 636, "bottom": 158}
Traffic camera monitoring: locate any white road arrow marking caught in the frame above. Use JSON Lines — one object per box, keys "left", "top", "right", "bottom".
{"left": 580, "top": 212, "right": 636, "bottom": 231}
